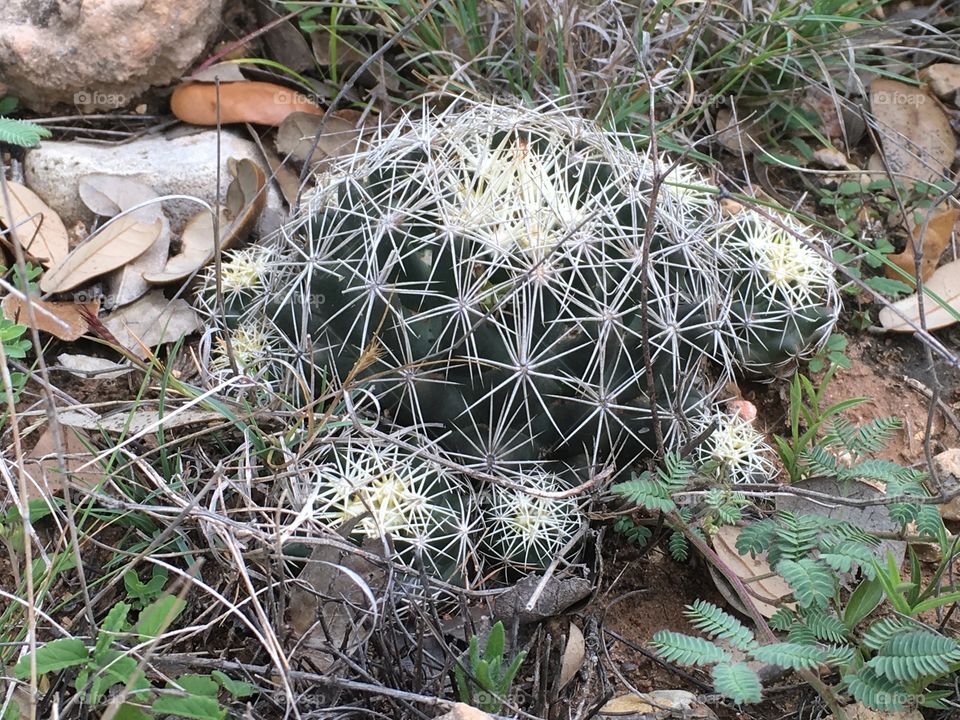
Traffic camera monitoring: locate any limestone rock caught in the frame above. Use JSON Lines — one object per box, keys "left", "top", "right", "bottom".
{"left": 434, "top": 704, "right": 494, "bottom": 720}
{"left": 921, "top": 64, "right": 960, "bottom": 101}
{"left": 23, "top": 131, "right": 283, "bottom": 236}
{"left": 0, "top": 0, "right": 224, "bottom": 111}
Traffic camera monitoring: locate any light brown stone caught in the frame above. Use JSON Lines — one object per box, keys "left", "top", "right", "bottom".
{"left": 0, "top": 0, "right": 224, "bottom": 111}
{"left": 921, "top": 64, "right": 960, "bottom": 100}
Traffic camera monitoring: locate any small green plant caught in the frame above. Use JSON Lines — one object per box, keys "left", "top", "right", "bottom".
{"left": 454, "top": 621, "right": 526, "bottom": 713}
{"left": 0, "top": 316, "right": 30, "bottom": 402}
{"left": 614, "top": 371, "right": 960, "bottom": 712}
{"left": 12, "top": 593, "right": 255, "bottom": 719}
{"left": 0, "top": 100, "right": 51, "bottom": 147}
{"left": 772, "top": 367, "right": 867, "bottom": 483}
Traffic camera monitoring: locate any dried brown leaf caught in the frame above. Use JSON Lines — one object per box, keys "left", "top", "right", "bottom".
{"left": 23, "top": 426, "right": 105, "bottom": 500}
{"left": 558, "top": 622, "right": 584, "bottom": 691}
{"left": 2, "top": 292, "right": 98, "bottom": 341}
{"left": 79, "top": 174, "right": 171, "bottom": 307}
{"left": 39, "top": 215, "right": 163, "bottom": 294}
{"left": 275, "top": 110, "right": 368, "bottom": 169}
{"left": 0, "top": 181, "right": 69, "bottom": 267}
{"left": 288, "top": 533, "right": 385, "bottom": 673}
{"left": 143, "top": 159, "right": 265, "bottom": 284}
{"left": 711, "top": 525, "right": 793, "bottom": 619}
{"left": 885, "top": 207, "right": 959, "bottom": 284}
{"left": 878, "top": 257, "right": 960, "bottom": 332}
{"left": 870, "top": 79, "right": 955, "bottom": 184}
{"left": 101, "top": 290, "right": 200, "bottom": 357}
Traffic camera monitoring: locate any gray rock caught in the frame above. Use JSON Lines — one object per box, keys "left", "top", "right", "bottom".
{"left": 0, "top": 0, "right": 224, "bottom": 111}
{"left": 932, "top": 448, "right": 960, "bottom": 521}
{"left": 24, "top": 131, "right": 284, "bottom": 236}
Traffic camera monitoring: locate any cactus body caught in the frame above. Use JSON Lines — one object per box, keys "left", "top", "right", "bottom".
{"left": 291, "top": 433, "right": 480, "bottom": 584}
{"left": 198, "top": 101, "right": 841, "bottom": 531}
{"left": 240, "top": 106, "right": 731, "bottom": 473}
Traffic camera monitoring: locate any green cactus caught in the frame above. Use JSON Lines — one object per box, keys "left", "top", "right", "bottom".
{"left": 291, "top": 433, "right": 480, "bottom": 584}
{"left": 480, "top": 470, "right": 583, "bottom": 574}
{"left": 196, "top": 103, "right": 839, "bottom": 520}
{"left": 716, "top": 209, "right": 839, "bottom": 377}
{"left": 242, "top": 105, "right": 733, "bottom": 473}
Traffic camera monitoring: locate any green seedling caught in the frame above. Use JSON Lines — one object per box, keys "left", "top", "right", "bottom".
{"left": 455, "top": 621, "right": 526, "bottom": 713}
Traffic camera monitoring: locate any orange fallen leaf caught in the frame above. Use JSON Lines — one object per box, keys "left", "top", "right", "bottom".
{"left": 2, "top": 292, "right": 99, "bottom": 341}
{"left": 170, "top": 81, "right": 324, "bottom": 126}
{"left": 885, "top": 207, "right": 959, "bottom": 284}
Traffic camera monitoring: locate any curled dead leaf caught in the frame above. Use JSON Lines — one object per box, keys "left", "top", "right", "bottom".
{"left": 878, "top": 258, "right": 960, "bottom": 332}
{"left": 170, "top": 81, "right": 324, "bottom": 126}
{"left": 0, "top": 181, "right": 69, "bottom": 267}
{"left": 885, "top": 207, "right": 959, "bottom": 284}
{"left": 276, "top": 110, "right": 369, "bottom": 169}
{"left": 710, "top": 525, "right": 793, "bottom": 619}
{"left": 558, "top": 622, "right": 585, "bottom": 691}
{"left": 2, "top": 292, "right": 98, "bottom": 341}
{"left": 144, "top": 158, "right": 266, "bottom": 284}
{"left": 870, "top": 79, "right": 955, "bottom": 184}
{"left": 39, "top": 215, "right": 164, "bottom": 294}
{"left": 79, "top": 174, "right": 171, "bottom": 307}
{"left": 56, "top": 353, "right": 133, "bottom": 380}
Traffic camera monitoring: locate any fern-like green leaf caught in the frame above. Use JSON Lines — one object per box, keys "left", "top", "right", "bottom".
{"left": 614, "top": 517, "right": 652, "bottom": 546}
{"left": 787, "top": 623, "right": 817, "bottom": 645}
{"left": 750, "top": 642, "right": 830, "bottom": 670}
{"left": 857, "top": 460, "right": 925, "bottom": 487}
{"left": 800, "top": 444, "right": 839, "bottom": 477}
{"left": 651, "top": 631, "right": 729, "bottom": 667}
{"left": 0, "top": 117, "right": 51, "bottom": 147}
{"left": 711, "top": 662, "right": 762, "bottom": 705}
{"left": 658, "top": 452, "right": 694, "bottom": 491}
{"left": 777, "top": 558, "right": 834, "bottom": 608}
{"left": 849, "top": 417, "right": 902, "bottom": 455}
{"left": 768, "top": 607, "right": 795, "bottom": 632}
{"left": 915, "top": 504, "right": 945, "bottom": 541}
{"left": 735, "top": 519, "right": 777, "bottom": 557}
{"left": 867, "top": 630, "right": 960, "bottom": 682}
{"left": 819, "top": 539, "right": 878, "bottom": 580}
{"left": 612, "top": 476, "right": 676, "bottom": 513}
{"left": 668, "top": 530, "right": 689, "bottom": 561}
{"left": 798, "top": 608, "right": 848, "bottom": 644}
{"left": 824, "top": 644, "right": 856, "bottom": 667}
{"left": 844, "top": 667, "right": 908, "bottom": 711}
{"left": 862, "top": 618, "right": 912, "bottom": 651}
{"left": 684, "top": 600, "right": 757, "bottom": 651}
{"left": 769, "top": 513, "right": 820, "bottom": 564}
